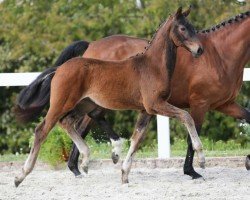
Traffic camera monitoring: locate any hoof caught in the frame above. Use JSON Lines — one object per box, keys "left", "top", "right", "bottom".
{"left": 199, "top": 161, "right": 205, "bottom": 169}
{"left": 69, "top": 168, "right": 81, "bottom": 177}
{"left": 82, "top": 166, "right": 88, "bottom": 174}
{"left": 184, "top": 169, "right": 203, "bottom": 180}
{"left": 122, "top": 179, "right": 129, "bottom": 184}
{"left": 121, "top": 169, "right": 129, "bottom": 184}
{"left": 75, "top": 174, "right": 85, "bottom": 179}
{"left": 111, "top": 152, "right": 119, "bottom": 164}
{"left": 14, "top": 177, "right": 22, "bottom": 188}
{"left": 245, "top": 155, "right": 250, "bottom": 170}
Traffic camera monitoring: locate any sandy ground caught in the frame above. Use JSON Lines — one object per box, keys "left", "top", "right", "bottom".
{"left": 0, "top": 166, "right": 249, "bottom": 200}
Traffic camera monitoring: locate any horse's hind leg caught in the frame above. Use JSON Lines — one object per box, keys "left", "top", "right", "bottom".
{"left": 121, "top": 111, "right": 152, "bottom": 184}
{"left": 88, "top": 108, "right": 122, "bottom": 164}
{"left": 216, "top": 102, "right": 250, "bottom": 123}
{"left": 14, "top": 109, "right": 60, "bottom": 187}
{"left": 59, "top": 115, "right": 90, "bottom": 175}
{"left": 67, "top": 114, "right": 93, "bottom": 177}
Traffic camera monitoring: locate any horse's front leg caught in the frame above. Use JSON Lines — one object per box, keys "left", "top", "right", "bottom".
{"left": 184, "top": 103, "right": 208, "bottom": 179}
{"left": 121, "top": 111, "right": 152, "bottom": 184}
{"left": 145, "top": 99, "right": 205, "bottom": 169}
{"left": 88, "top": 108, "right": 122, "bottom": 164}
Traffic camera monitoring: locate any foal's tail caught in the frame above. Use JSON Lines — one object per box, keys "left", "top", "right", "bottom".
{"left": 14, "top": 40, "right": 89, "bottom": 123}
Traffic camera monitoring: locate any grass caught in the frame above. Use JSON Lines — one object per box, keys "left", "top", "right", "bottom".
{"left": 1, "top": 136, "right": 249, "bottom": 163}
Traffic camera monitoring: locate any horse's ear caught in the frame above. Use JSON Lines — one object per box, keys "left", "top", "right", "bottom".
{"left": 182, "top": 5, "right": 192, "bottom": 17}
{"left": 175, "top": 6, "right": 183, "bottom": 18}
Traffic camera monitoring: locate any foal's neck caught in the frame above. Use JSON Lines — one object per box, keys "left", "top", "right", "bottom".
{"left": 144, "top": 19, "right": 177, "bottom": 79}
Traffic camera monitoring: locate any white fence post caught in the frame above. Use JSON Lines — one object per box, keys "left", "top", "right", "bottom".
{"left": 0, "top": 68, "right": 250, "bottom": 159}
{"left": 157, "top": 115, "right": 170, "bottom": 158}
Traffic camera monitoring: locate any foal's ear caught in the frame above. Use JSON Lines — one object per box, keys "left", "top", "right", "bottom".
{"left": 182, "top": 5, "right": 192, "bottom": 17}
{"left": 175, "top": 6, "right": 183, "bottom": 18}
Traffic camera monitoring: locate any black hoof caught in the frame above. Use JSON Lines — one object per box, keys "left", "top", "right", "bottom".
{"left": 184, "top": 170, "right": 203, "bottom": 179}
{"left": 69, "top": 167, "right": 81, "bottom": 177}
{"left": 111, "top": 152, "right": 119, "bottom": 164}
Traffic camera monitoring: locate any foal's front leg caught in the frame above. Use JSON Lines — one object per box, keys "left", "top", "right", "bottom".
{"left": 184, "top": 104, "right": 208, "bottom": 179}
{"left": 121, "top": 111, "right": 152, "bottom": 184}
{"left": 145, "top": 100, "right": 205, "bottom": 168}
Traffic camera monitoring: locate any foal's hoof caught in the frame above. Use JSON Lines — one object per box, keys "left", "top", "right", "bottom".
{"left": 199, "top": 161, "right": 206, "bottom": 169}
{"left": 14, "top": 177, "right": 22, "bottom": 188}
{"left": 111, "top": 152, "right": 119, "bottom": 164}
{"left": 197, "top": 151, "right": 205, "bottom": 169}
{"left": 121, "top": 169, "right": 129, "bottom": 184}
{"left": 122, "top": 179, "right": 129, "bottom": 184}
{"left": 82, "top": 166, "right": 88, "bottom": 174}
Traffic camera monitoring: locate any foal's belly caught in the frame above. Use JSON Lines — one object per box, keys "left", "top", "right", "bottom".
{"left": 87, "top": 93, "right": 144, "bottom": 111}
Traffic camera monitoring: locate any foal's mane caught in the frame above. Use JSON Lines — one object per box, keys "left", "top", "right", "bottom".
{"left": 198, "top": 10, "right": 250, "bottom": 34}
{"left": 131, "top": 17, "right": 171, "bottom": 58}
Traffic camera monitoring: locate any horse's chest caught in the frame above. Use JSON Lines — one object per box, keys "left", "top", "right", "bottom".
{"left": 210, "top": 80, "right": 242, "bottom": 107}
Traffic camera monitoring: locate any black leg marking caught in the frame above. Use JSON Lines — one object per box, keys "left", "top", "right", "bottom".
{"left": 183, "top": 125, "right": 203, "bottom": 179}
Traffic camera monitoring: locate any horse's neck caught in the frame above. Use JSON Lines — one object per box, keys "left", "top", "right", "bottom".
{"left": 208, "top": 17, "right": 250, "bottom": 77}
{"left": 144, "top": 21, "right": 177, "bottom": 79}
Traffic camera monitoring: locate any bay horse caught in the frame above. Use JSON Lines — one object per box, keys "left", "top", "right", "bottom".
{"left": 65, "top": 10, "right": 250, "bottom": 178}
{"left": 14, "top": 7, "right": 204, "bottom": 186}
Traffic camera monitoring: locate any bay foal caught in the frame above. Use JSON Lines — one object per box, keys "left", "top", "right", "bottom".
{"left": 14, "top": 7, "right": 204, "bottom": 186}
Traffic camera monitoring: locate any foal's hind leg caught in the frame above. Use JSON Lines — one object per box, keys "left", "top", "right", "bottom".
{"left": 88, "top": 108, "right": 122, "bottom": 164}
{"left": 121, "top": 111, "right": 152, "bottom": 184}
{"left": 14, "top": 109, "right": 60, "bottom": 187}
{"left": 67, "top": 114, "right": 93, "bottom": 177}
{"left": 59, "top": 115, "right": 90, "bottom": 175}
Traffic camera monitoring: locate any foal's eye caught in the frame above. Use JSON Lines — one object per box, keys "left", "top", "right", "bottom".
{"left": 180, "top": 27, "right": 186, "bottom": 31}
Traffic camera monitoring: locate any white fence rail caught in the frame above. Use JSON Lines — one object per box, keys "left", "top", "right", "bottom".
{"left": 1, "top": 68, "right": 250, "bottom": 158}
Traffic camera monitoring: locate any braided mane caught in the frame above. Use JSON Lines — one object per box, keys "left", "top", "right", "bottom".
{"left": 198, "top": 10, "right": 250, "bottom": 34}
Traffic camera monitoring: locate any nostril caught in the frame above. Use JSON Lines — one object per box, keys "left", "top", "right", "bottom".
{"left": 197, "top": 47, "right": 203, "bottom": 55}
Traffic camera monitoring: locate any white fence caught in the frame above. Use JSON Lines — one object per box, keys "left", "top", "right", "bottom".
{"left": 1, "top": 68, "right": 250, "bottom": 158}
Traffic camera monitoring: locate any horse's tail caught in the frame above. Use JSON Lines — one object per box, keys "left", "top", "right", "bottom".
{"left": 14, "top": 40, "right": 90, "bottom": 123}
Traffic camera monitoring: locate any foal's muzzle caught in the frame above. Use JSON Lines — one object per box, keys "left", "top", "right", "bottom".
{"left": 191, "top": 45, "right": 204, "bottom": 58}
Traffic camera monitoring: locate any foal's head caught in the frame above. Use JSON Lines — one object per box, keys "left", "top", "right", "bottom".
{"left": 169, "top": 7, "right": 203, "bottom": 57}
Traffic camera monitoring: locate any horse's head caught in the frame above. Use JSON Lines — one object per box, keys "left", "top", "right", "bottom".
{"left": 170, "top": 6, "right": 203, "bottom": 57}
